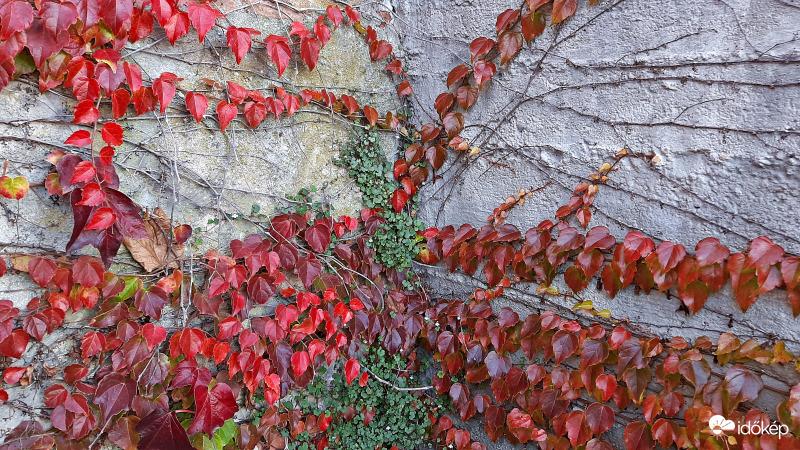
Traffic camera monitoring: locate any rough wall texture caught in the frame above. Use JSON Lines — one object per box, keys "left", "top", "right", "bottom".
{"left": 0, "top": 0, "right": 402, "bottom": 434}
{"left": 397, "top": 0, "right": 800, "bottom": 346}
{"left": 395, "top": 0, "right": 800, "bottom": 445}
{"left": 0, "top": 0, "right": 799, "bottom": 444}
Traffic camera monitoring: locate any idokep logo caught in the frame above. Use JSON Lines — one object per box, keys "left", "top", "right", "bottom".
{"left": 708, "top": 414, "right": 790, "bottom": 438}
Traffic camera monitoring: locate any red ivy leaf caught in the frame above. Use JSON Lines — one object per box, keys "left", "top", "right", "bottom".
{"left": 164, "top": 11, "right": 190, "bottom": 45}
{"left": 65, "top": 130, "right": 93, "bottom": 147}
{"left": 0, "top": 329, "right": 29, "bottom": 358}
{"left": 326, "top": 5, "right": 343, "bottom": 29}
{"left": 153, "top": 73, "right": 181, "bottom": 114}
{"left": 187, "top": 383, "right": 238, "bottom": 435}
{"left": 552, "top": 0, "right": 578, "bottom": 24}
{"left": 447, "top": 65, "right": 470, "bottom": 88}
{"left": 391, "top": 189, "right": 409, "bottom": 213}
{"left": 265, "top": 35, "right": 291, "bottom": 77}
{"left": 85, "top": 206, "right": 116, "bottom": 230}
{"left": 300, "top": 37, "right": 321, "bottom": 72}
{"left": 81, "top": 331, "right": 106, "bottom": 358}
{"left": 344, "top": 358, "right": 360, "bottom": 386}
{"left": 93, "top": 372, "right": 136, "bottom": 421}
{"left": 226, "top": 26, "right": 260, "bottom": 65}
{"left": 185, "top": 92, "right": 208, "bottom": 123}
{"left": 216, "top": 101, "right": 238, "bottom": 131}
{"left": 73, "top": 100, "right": 99, "bottom": 124}
{"left": 0, "top": 0, "right": 34, "bottom": 40}
{"left": 137, "top": 409, "right": 193, "bottom": 450}
{"left": 369, "top": 40, "right": 393, "bottom": 60}
{"left": 101, "top": 122, "right": 124, "bottom": 146}
{"left": 187, "top": 2, "right": 222, "bottom": 43}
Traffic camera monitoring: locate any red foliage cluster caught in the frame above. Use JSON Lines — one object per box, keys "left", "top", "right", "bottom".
{"left": 1, "top": 1, "right": 799, "bottom": 449}
{"left": 421, "top": 154, "right": 800, "bottom": 317}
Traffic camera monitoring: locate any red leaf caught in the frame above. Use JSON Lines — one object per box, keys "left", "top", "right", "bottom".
{"left": 314, "top": 20, "right": 331, "bottom": 47}
{"left": 85, "top": 206, "right": 116, "bottom": 230}
{"left": 243, "top": 101, "right": 266, "bottom": 128}
{"left": 498, "top": 31, "right": 523, "bottom": 65}
{"left": 72, "top": 255, "right": 105, "bottom": 287}
{"left": 595, "top": 374, "right": 617, "bottom": 402}
{"left": 101, "top": 122, "right": 124, "bottom": 146}
{"left": 496, "top": 9, "right": 520, "bottom": 33}
{"left": 71, "top": 160, "right": 97, "bottom": 184}
{"left": 226, "top": 26, "right": 260, "bottom": 65}
{"left": 385, "top": 59, "right": 403, "bottom": 74}
{"left": 187, "top": 2, "right": 222, "bottom": 43}
{"left": 305, "top": 224, "right": 331, "bottom": 253}
{"left": 0, "top": 329, "right": 29, "bottom": 358}
{"left": 447, "top": 65, "right": 470, "bottom": 88}
{"left": 363, "top": 105, "right": 378, "bottom": 127}
{"left": 98, "top": 0, "right": 133, "bottom": 34}
{"left": 188, "top": 383, "right": 239, "bottom": 435}
{"left": 93, "top": 372, "right": 136, "bottom": 421}
{"left": 391, "top": 189, "right": 409, "bottom": 213}
{"left": 0, "top": 0, "right": 34, "bottom": 40}
{"left": 142, "top": 323, "right": 167, "bottom": 350}
{"left": 300, "top": 37, "right": 321, "bottom": 72}
{"left": 344, "top": 358, "right": 360, "bottom": 386}
{"left": 217, "top": 100, "right": 238, "bottom": 131}
{"left": 137, "top": 409, "right": 194, "bottom": 450}
{"left": 218, "top": 317, "right": 242, "bottom": 340}
{"left": 81, "top": 331, "right": 106, "bottom": 358}
{"left": 369, "top": 40, "right": 393, "bottom": 60}
{"left": 585, "top": 403, "right": 615, "bottom": 436}
{"left": 108, "top": 416, "right": 140, "bottom": 450}
{"left": 185, "top": 92, "right": 208, "bottom": 123}
{"left": 473, "top": 60, "right": 496, "bottom": 88}
{"left": 164, "top": 11, "right": 190, "bottom": 45}
{"left": 340, "top": 94, "right": 359, "bottom": 114}
{"left": 295, "top": 255, "right": 322, "bottom": 288}
{"left": 326, "top": 5, "right": 343, "bottom": 29}
{"left": 24, "top": 18, "right": 64, "bottom": 68}
{"left": 746, "top": 236, "right": 784, "bottom": 268}
{"left": 552, "top": 330, "right": 578, "bottom": 365}
{"left": 397, "top": 80, "right": 412, "bottom": 95}
{"left": 345, "top": 5, "right": 360, "bottom": 23}
{"left": 153, "top": 73, "right": 181, "bottom": 114}
{"left": 65, "top": 130, "right": 93, "bottom": 147}
{"left": 456, "top": 85, "right": 479, "bottom": 109}
{"left": 552, "top": 0, "right": 578, "bottom": 24}
{"left": 73, "top": 100, "right": 99, "bottom": 124}
{"left": 3, "top": 366, "right": 27, "bottom": 384}
{"left": 129, "top": 8, "right": 154, "bottom": 43}
{"left": 521, "top": 11, "right": 545, "bottom": 42}
{"left": 291, "top": 350, "right": 310, "bottom": 377}
{"left": 623, "top": 421, "right": 655, "bottom": 450}
{"left": 265, "top": 35, "right": 291, "bottom": 77}
{"left": 469, "top": 37, "right": 495, "bottom": 62}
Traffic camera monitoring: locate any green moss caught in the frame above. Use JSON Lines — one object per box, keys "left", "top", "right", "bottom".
{"left": 334, "top": 128, "right": 423, "bottom": 275}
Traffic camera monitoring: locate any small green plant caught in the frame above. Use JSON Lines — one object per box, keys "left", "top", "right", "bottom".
{"left": 302, "top": 346, "right": 433, "bottom": 450}
{"left": 335, "top": 129, "right": 423, "bottom": 273}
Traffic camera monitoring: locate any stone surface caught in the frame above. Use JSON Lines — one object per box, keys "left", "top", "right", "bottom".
{"left": 395, "top": 0, "right": 800, "bottom": 445}
{"left": 397, "top": 0, "right": 800, "bottom": 347}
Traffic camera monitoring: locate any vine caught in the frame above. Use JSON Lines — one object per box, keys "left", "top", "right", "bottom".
{"left": 0, "top": 0, "right": 798, "bottom": 449}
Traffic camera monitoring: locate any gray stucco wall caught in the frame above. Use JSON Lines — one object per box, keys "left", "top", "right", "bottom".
{"left": 396, "top": 0, "right": 800, "bottom": 346}
{"left": 395, "top": 0, "right": 800, "bottom": 444}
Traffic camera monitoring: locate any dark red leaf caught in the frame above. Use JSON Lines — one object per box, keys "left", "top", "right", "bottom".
{"left": 137, "top": 409, "right": 193, "bottom": 450}
{"left": 188, "top": 383, "right": 238, "bottom": 435}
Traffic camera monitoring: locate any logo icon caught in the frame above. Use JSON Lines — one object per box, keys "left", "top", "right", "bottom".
{"left": 709, "top": 415, "right": 736, "bottom": 435}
